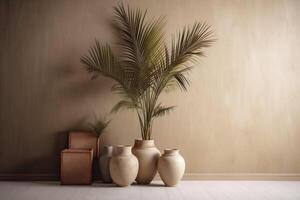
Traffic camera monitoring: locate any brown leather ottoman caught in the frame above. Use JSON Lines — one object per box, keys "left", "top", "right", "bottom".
{"left": 60, "top": 149, "right": 93, "bottom": 185}
{"left": 69, "top": 132, "right": 100, "bottom": 158}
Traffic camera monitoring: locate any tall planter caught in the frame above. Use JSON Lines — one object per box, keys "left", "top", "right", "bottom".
{"left": 109, "top": 145, "right": 139, "bottom": 187}
{"left": 132, "top": 139, "right": 160, "bottom": 184}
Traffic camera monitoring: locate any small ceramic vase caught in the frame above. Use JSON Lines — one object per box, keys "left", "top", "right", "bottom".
{"left": 99, "top": 145, "right": 113, "bottom": 183}
{"left": 158, "top": 149, "right": 185, "bottom": 186}
{"left": 132, "top": 139, "right": 161, "bottom": 184}
{"left": 109, "top": 145, "right": 139, "bottom": 187}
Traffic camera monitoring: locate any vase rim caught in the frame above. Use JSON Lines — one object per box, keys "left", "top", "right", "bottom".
{"left": 113, "top": 145, "right": 132, "bottom": 156}
{"left": 115, "top": 145, "right": 132, "bottom": 150}
{"left": 116, "top": 144, "right": 131, "bottom": 148}
{"left": 102, "top": 145, "right": 113, "bottom": 155}
{"left": 164, "top": 148, "right": 179, "bottom": 155}
{"left": 134, "top": 139, "right": 155, "bottom": 148}
{"left": 134, "top": 139, "right": 154, "bottom": 141}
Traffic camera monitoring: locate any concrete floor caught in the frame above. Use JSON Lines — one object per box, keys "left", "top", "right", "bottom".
{"left": 0, "top": 181, "right": 300, "bottom": 200}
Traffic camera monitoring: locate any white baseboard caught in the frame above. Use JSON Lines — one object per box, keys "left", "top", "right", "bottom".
{"left": 1, "top": 173, "right": 300, "bottom": 181}
{"left": 155, "top": 173, "right": 300, "bottom": 181}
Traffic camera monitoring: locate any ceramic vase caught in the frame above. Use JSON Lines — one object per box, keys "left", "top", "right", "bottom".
{"left": 109, "top": 145, "right": 139, "bottom": 187}
{"left": 99, "top": 145, "right": 113, "bottom": 183}
{"left": 132, "top": 139, "right": 161, "bottom": 184}
{"left": 158, "top": 149, "right": 185, "bottom": 187}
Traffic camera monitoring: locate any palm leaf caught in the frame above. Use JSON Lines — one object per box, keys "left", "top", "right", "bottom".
{"left": 170, "top": 22, "right": 214, "bottom": 66}
{"left": 111, "top": 100, "right": 138, "bottom": 113}
{"left": 113, "top": 3, "right": 165, "bottom": 95}
{"left": 89, "top": 119, "right": 111, "bottom": 137}
{"left": 153, "top": 22, "right": 214, "bottom": 95}
{"left": 153, "top": 104, "right": 175, "bottom": 118}
{"left": 80, "top": 41, "right": 126, "bottom": 85}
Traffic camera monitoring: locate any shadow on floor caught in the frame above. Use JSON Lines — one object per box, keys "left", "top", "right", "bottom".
{"left": 30, "top": 181, "right": 165, "bottom": 188}
{"left": 132, "top": 182, "right": 165, "bottom": 187}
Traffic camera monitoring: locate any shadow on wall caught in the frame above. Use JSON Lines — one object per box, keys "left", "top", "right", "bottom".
{"left": 7, "top": 118, "right": 91, "bottom": 174}
{"left": 0, "top": 4, "right": 114, "bottom": 175}
{"left": 23, "top": 56, "right": 111, "bottom": 175}
{"left": 46, "top": 54, "right": 113, "bottom": 102}
{"left": 48, "top": 53, "right": 115, "bottom": 177}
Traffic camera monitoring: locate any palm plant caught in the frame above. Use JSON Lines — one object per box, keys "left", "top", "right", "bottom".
{"left": 81, "top": 3, "right": 214, "bottom": 140}
{"left": 88, "top": 118, "right": 111, "bottom": 137}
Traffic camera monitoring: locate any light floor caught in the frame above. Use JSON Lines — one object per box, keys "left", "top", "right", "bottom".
{"left": 0, "top": 181, "right": 300, "bottom": 200}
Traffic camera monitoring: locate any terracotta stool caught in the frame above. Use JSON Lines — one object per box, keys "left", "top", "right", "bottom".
{"left": 60, "top": 149, "right": 93, "bottom": 185}
{"left": 69, "top": 132, "right": 100, "bottom": 158}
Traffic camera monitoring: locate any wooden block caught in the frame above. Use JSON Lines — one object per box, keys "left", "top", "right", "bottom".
{"left": 69, "top": 132, "right": 99, "bottom": 158}
{"left": 60, "top": 149, "right": 93, "bottom": 185}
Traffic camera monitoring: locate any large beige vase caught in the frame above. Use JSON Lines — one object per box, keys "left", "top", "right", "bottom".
{"left": 132, "top": 139, "right": 161, "bottom": 184}
{"left": 109, "top": 145, "right": 139, "bottom": 187}
{"left": 158, "top": 149, "right": 185, "bottom": 186}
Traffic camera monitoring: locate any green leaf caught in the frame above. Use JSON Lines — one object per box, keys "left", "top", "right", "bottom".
{"left": 89, "top": 119, "right": 111, "bottom": 137}
{"left": 110, "top": 100, "right": 138, "bottom": 113}
{"left": 80, "top": 42, "right": 126, "bottom": 86}
{"left": 153, "top": 104, "right": 175, "bottom": 118}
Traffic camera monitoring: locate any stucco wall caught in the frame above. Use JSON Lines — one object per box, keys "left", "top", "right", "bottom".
{"left": 1, "top": 0, "right": 300, "bottom": 179}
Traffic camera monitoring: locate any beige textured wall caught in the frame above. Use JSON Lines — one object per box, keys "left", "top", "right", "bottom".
{"left": 1, "top": 0, "right": 300, "bottom": 177}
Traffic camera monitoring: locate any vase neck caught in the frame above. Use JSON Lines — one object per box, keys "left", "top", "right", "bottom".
{"left": 134, "top": 139, "right": 155, "bottom": 148}
{"left": 113, "top": 145, "right": 132, "bottom": 156}
{"left": 103, "top": 145, "right": 113, "bottom": 155}
{"left": 164, "top": 149, "right": 179, "bottom": 156}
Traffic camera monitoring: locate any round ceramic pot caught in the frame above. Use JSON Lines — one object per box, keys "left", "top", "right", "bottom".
{"left": 109, "top": 145, "right": 139, "bottom": 187}
{"left": 99, "top": 145, "right": 113, "bottom": 183}
{"left": 132, "top": 139, "right": 161, "bottom": 184}
{"left": 158, "top": 149, "right": 185, "bottom": 187}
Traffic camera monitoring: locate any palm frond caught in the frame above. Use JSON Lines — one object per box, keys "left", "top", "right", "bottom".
{"left": 113, "top": 3, "right": 165, "bottom": 95}
{"left": 80, "top": 41, "right": 125, "bottom": 84}
{"left": 154, "top": 22, "right": 215, "bottom": 94}
{"left": 111, "top": 100, "right": 138, "bottom": 113}
{"left": 89, "top": 119, "right": 111, "bottom": 137}
{"left": 153, "top": 104, "right": 175, "bottom": 118}
{"left": 170, "top": 22, "right": 215, "bottom": 67}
